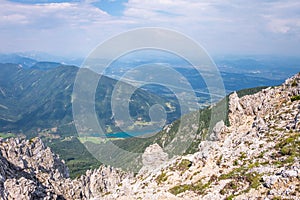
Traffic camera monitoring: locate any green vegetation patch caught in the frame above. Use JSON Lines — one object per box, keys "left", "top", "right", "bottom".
{"left": 78, "top": 136, "right": 106, "bottom": 144}
{"left": 169, "top": 184, "right": 192, "bottom": 195}
{"left": 245, "top": 172, "right": 263, "bottom": 189}
{"left": 0, "top": 133, "right": 15, "bottom": 139}
{"left": 173, "top": 159, "right": 192, "bottom": 171}
{"left": 219, "top": 167, "right": 245, "bottom": 180}
{"left": 291, "top": 95, "right": 300, "bottom": 102}
{"left": 169, "top": 179, "right": 210, "bottom": 196}
{"left": 236, "top": 86, "right": 269, "bottom": 98}
{"left": 156, "top": 171, "right": 168, "bottom": 185}
{"left": 274, "top": 132, "right": 300, "bottom": 165}
{"left": 218, "top": 166, "right": 263, "bottom": 196}
{"left": 225, "top": 194, "right": 235, "bottom": 200}
{"left": 291, "top": 80, "right": 298, "bottom": 87}
{"left": 239, "top": 152, "right": 247, "bottom": 160}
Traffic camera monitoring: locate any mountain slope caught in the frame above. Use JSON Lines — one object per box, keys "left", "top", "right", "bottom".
{"left": 31, "top": 61, "right": 62, "bottom": 70}
{"left": 0, "top": 64, "right": 180, "bottom": 137}
{"left": 0, "top": 63, "right": 180, "bottom": 177}
{"left": 105, "top": 72, "right": 299, "bottom": 199}
{"left": 0, "top": 64, "right": 77, "bottom": 135}
{"left": 0, "top": 72, "right": 299, "bottom": 199}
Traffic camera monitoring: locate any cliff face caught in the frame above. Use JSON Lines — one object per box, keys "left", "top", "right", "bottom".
{"left": 0, "top": 73, "right": 299, "bottom": 200}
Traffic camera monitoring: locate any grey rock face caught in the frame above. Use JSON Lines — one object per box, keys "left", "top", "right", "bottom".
{"left": 210, "top": 120, "right": 225, "bottom": 141}
{"left": 0, "top": 137, "right": 132, "bottom": 200}
{"left": 252, "top": 116, "right": 269, "bottom": 134}
{"left": 281, "top": 169, "right": 298, "bottom": 178}
{"left": 0, "top": 138, "right": 68, "bottom": 199}
{"left": 142, "top": 143, "right": 169, "bottom": 170}
{"left": 262, "top": 175, "right": 279, "bottom": 188}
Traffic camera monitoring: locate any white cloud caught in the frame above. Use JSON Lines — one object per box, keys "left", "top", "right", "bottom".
{"left": 265, "top": 17, "right": 291, "bottom": 34}
{"left": 0, "top": 0, "right": 110, "bottom": 27}
{"left": 0, "top": 13, "right": 28, "bottom": 24}
{"left": 0, "top": 0, "right": 128, "bottom": 56}
{"left": 121, "top": 0, "right": 300, "bottom": 55}
{"left": 261, "top": 0, "right": 300, "bottom": 34}
{"left": 0, "top": 0, "right": 299, "bottom": 57}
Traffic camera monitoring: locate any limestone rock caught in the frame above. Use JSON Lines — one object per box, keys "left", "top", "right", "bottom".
{"left": 0, "top": 137, "right": 132, "bottom": 200}
{"left": 142, "top": 143, "right": 169, "bottom": 169}
{"left": 210, "top": 120, "right": 225, "bottom": 141}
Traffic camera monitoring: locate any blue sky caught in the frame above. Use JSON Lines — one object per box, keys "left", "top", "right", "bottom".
{"left": 1, "top": 0, "right": 300, "bottom": 58}
{"left": 9, "top": 0, "right": 127, "bottom": 16}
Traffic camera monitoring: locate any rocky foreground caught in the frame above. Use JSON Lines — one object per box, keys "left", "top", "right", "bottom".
{"left": 1, "top": 73, "right": 300, "bottom": 200}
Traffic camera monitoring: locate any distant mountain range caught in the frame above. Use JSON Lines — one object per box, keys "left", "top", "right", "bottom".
{"left": 0, "top": 54, "right": 37, "bottom": 68}
{"left": 1, "top": 53, "right": 299, "bottom": 177}
{"left": 0, "top": 63, "right": 180, "bottom": 138}
{"left": 1, "top": 52, "right": 298, "bottom": 92}
{"left": 2, "top": 53, "right": 299, "bottom": 136}
{"left": 0, "top": 52, "right": 83, "bottom": 67}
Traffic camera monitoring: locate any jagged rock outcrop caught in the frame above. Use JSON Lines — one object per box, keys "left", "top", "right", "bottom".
{"left": 210, "top": 120, "right": 226, "bottom": 141}
{"left": 0, "top": 73, "right": 299, "bottom": 199}
{"left": 142, "top": 143, "right": 169, "bottom": 170}
{"left": 0, "top": 137, "right": 69, "bottom": 200}
{"left": 0, "top": 137, "right": 132, "bottom": 200}
{"left": 100, "top": 72, "right": 300, "bottom": 199}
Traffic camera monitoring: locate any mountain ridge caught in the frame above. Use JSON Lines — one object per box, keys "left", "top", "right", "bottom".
{"left": 0, "top": 72, "right": 299, "bottom": 199}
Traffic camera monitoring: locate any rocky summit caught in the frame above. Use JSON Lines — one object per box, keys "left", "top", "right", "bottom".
{"left": 1, "top": 73, "right": 300, "bottom": 200}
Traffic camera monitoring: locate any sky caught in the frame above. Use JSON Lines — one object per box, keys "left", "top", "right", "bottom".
{"left": 0, "top": 0, "right": 300, "bottom": 58}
